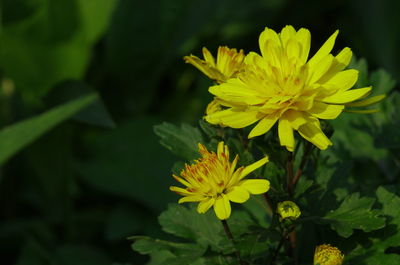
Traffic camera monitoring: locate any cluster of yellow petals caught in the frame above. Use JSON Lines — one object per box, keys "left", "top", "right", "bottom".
{"left": 185, "top": 26, "right": 385, "bottom": 151}
{"left": 314, "top": 244, "right": 344, "bottom": 265}
{"left": 170, "top": 141, "right": 269, "bottom": 220}
{"left": 184, "top": 46, "right": 245, "bottom": 84}
{"left": 184, "top": 46, "right": 246, "bottom": 116}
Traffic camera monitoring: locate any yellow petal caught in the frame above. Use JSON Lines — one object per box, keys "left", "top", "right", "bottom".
{"left": 322, "top": 87, "right": 372, "bottom": 104}
{"left": 230, "top": 155, "right": 239, "bottom": 175}
{"left": 309, "top": 54, "right": 334, "bottom": 84}
{"left": 297, "top": 121, "right": 332, "bottom": 150}
{"left": 307, "top": 30, "right": 339, "bottom": 69}
{"left": 209, "top": 80, "right": 266, "bottom": 105}
{"left": 286, "top": 39, "right": 301, "bottom": 60}
{"left": 323, "top": 69, "right": 359, "bottom": 91}
{"left": 172, "top": 174, "right": 191, "bottom": 188}
{"left": 309, "top": 102, "right": 344, "bottom": 119}
{"left": 239, "top": 179, "right": 270, "bottom": 195}
{"left": 283, "top": 110, "right": 308, "bottom": 129}
{"left": 206, "top": 99, "right": 222, "bottom": 115}
{"left": 184, "top": 55, "right": 224, "bottom": 81}
{"left": 217, "top": 141, "right": 225, "bottom": 159}
{"left": 345, "top": 94, "right": 386, "bottom": 107}
{"left": 170, "top": 186, "right": 194, "bottom": 196}
{"left": 239, "top": 156, "right": 269, "bottom": 180}
{"left": 205, "top": 108, "right": 260, "bottom": 128}
{"left": 245, "top": 52, "right": 268, "bottom": 70}
{"left": 259, "top": 27, "right": 281, "bottom": 58}
{"left": 226, "top": 186, "right": 250, "bottom": 203}
{"left": 214, "top": 194, "right": 231, "bottom": 220}
{"left": 197, "top": 197, "right": 215, "bottom": 214}
{"left": 278, "top": 118, "right": 295, "bottom": 152}
{"left": 318, "top": 47, "right": 353, "bottom": 84}
{"left": 202, "top": 47, "right": 216, "bottom": 66}
{"left": 334, "top": 47, "right": 353, "bottom": 70}
{"left": 248, "top": 115, "right": 279, "bottom": 138}
{"left": 295, "top": 28, "right": 311, "bottom": 64}
{"left": 179, "top": 195, "right": 206, "bottom": 203}
{"left": 280, "top": 25, "right": 297, "bottom": 47}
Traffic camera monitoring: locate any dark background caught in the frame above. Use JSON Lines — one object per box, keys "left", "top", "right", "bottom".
{"left": 0, "top": 0, "right": 399, "bottom": 264}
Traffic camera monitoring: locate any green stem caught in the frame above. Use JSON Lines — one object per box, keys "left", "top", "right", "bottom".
{"left": 292, "top": 141, "right": 313, "bottom": 188}
{"left": 221, "top": 220, "right": 246, "bottom": 265}
{"left": 286, "top": 152, "right": 295, "bottom": 196}
{"left": 289, "top": 230, "right": 299, "bottom": 265}
{"left": 269, "top": 228, "right": 292, "bottom": 265}
{"left": 263, "top": 193, "right": 274, "bottom": 214}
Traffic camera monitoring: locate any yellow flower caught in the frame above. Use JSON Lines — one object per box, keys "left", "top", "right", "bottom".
{"left": 170, "top": 141, "right": 269, "bottom": 220}
{"left": 205, "top": 26, "right": 384, "bottom": 151}
{"left": 314, "top": 244, "right": 344, "bottom": 265}
{"left": 184, "top": 46, "right": 245, "bottom": 84}
{"left": 277, "top": 201, "right": 301, "bottom": 221}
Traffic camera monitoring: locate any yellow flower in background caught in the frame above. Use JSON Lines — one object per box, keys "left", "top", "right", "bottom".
{"left": 184, "top": 46, "right": 245, "bottom": 84}
{"left": 277, "top": 201, "right": 301, "bottom": 221}
{"left": 170, "top": 141, "right": 269, "bottom": 220}
{"left": 314, "top": 244, "right": 344, "bottom": 265}
{"left": 205, "top": 26, "right": 384, "bottom": 151}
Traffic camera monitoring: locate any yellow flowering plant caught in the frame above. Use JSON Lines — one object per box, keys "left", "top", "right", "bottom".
{"left": 131, "top": 25, "right": 398, "bottom": 265}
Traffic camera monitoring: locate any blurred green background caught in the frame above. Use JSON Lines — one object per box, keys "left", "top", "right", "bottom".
{"left": 0, "top": 0, "right": 399, "bottom": 264}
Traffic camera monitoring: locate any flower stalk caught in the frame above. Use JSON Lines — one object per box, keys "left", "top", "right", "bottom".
{"left": 286, "top": 152, "right": 295, "bottom": 196}
{"left": 221, "top": 220, "right": 246, "bottom": 265}
{"left": 292, "top": 141, "right": 313, "bottom": 187}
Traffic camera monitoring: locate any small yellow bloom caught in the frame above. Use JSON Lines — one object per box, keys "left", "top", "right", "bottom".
{"left": 184, "top": 46, "right": 245, "bottom": 84}
{"left": 170, "top": 141, "right": 269, "bottom": 220}
{"left": 205, "top": 26, "right": 384, "bottom": 151}
{"left": 314, "top": 244, "right": 344, "bottom": 265}
{"left": 277, "top": 201, "right": 301, "bottom": 221}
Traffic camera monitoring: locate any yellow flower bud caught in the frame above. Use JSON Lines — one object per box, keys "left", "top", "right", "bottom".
{"left": 314, "top": 244, "right": 344, "bottom": 265}
{"left": 276, "top": 201, "right": 301, "bottom": 221}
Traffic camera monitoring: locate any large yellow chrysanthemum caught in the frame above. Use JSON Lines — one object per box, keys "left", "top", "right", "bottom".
{"left": 205, "top": 26, "right": 383, "bottom": 151}
{"left": 170, "top": 141, "right": 269, "bottom": 220}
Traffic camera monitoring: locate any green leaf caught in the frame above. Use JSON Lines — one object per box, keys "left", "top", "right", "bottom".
{"left": 0, "top": 93, "right": 97, "bottom": 165}
{"left": 46, "top": 80, "right": 115, "bottom": 128}
{"left": 1, "top": 0, "right": 117, "bottom": 102}
{"left": 294, "top": 177, "right": 313, "bottom": 199}
{"left": 349, "top": 57, "right": 369, "bottom": 88}
{"left": 131, "top": 236, "right": 207, "bottom": 265}
{"left": 374, "top": 92, "right": 400, "bottom": 149}
{"left": 323, "top": 193, "right": 385, "bottom": 238}
{"left": 154, "top": 122, "right": 204, "bottom": 160}
{"left": 370, "top": 69, "right": 396, "bottom": 94}
{"left": 131, "top": 236, "right": 205, "bottom": 257}
{"left": 241, "top": 196, "right": 271, "bottom": 228}
{"left": 158, "top": 204, "right": 232, "bottom": 252}
{"left": 199, "top": 119, "right": 218, "bottom": 138}
{"left": 77, "top": 117, "right": 176, "bottom": 212}
{"left": 345, "top": 187, "right": 400, "bottom": 264}
{"left": 144, "top": 250, "right": 176, "bottom": 265}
